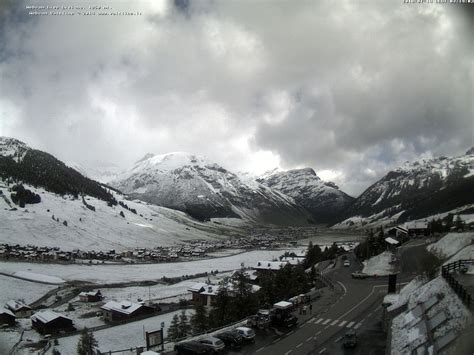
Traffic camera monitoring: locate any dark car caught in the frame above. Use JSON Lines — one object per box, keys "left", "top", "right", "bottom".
{"left": 343, "top": 330, "right": 358, "bottom": 348}
{"left": 174, "top": 341, "right": 212, "bottom": 355}
{"left": 215, "top": 330, "right": 243, "bottom": 349}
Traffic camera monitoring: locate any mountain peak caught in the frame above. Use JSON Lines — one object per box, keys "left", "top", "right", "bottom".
{"left": 135, "top": 153, "right": 155, "bottom": 164}
{"left": 466, "top": 147, "right": 474, "bottom": 155}
{"left": 0, "top": 136, "right": 30, "bottom": 162}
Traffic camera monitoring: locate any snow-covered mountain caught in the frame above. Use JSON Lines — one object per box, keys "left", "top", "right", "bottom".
{"left": 66, "top": 161, "right": 122, "bottom": 184}
{"left": 111, "top": 152, "right": 312, "bottom": 225}
{"left": 336, "top": 149, "right": 474, "bottom": 228}
{"left": 257, "top": 168, "right": 354, "bottom": 223}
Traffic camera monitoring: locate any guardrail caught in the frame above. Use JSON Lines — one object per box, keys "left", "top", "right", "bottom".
{"left": 441, "top": 259, "right": 474, "bottom": 308}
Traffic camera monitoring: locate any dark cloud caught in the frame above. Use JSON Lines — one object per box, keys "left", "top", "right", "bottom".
{"left": 0, "top": 0, "right": 472, "bottom": 196}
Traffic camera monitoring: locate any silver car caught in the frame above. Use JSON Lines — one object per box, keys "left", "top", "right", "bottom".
{"left": 198, "top": 336, "right": 225, "bottom": 352}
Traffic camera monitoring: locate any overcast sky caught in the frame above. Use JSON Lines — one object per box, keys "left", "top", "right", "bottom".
{"left": 0, "top": 0, "right": 472, "bottom": 196}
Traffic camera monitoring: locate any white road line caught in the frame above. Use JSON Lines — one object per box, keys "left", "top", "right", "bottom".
{"left": 272, "top": 337, "right": 281, "bottom": 344}
{"left": 299, "top": 323, "right": 307, "bottom": 328}
{"left": 337, "top": 280, "right": 347, "bottom": 295}
{"left": 308, "top": 317, "right": 316, "bottom": 323}
{"left": 346, "top": 321, "right": 355, "bottom": 328}
{"left": 296, "top": 343, "right": 303, "bottom": 348}
{"left": 330, "top": 319, "right": 339, "bottom": 326}
{"left": 338, "top": 320, "right": 347, "bottom": 327}
{"left": 322, "top": 318, "right": 331, "bottom": 325}
{"left": 338, "top": 285, "right": 379, "bottom": 320}
{"left": 287, "top": 330, "right": 294, "bottom": 335}
{"left": 256, "top": 347, "right": 265, "bottom": 352}
{"left": 354, "top": 322, "right": 363, "bottom": 330}
{"left": 334, "top": 336, "right": 343, "bottom": 343}
{"left": 284, "top": 351, "right": 292, "bottom": 355}
{"left": 315, "top": 318, "right": 324, "bottom": 324}
{"left": 315, "top": 330, "right": 322, "bottom": 335}
{"left": 319, "top": 348, "right": 327, "bottom": 353}
{"left": 306, "top": 336, "right": 313, "bottom": 342}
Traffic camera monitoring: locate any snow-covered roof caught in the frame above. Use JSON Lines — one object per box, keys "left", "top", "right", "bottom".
{"left": 187, "top": 282, "right": 208, "bottom": 293}
{"left": 254, "top": 261, "right": 288, "bottom": 270}
{"left": 274, "top": 301, "right": 293, "bottom": 309}
{"left": 31, "top": 310, "right": 71, "bottom": 324}
{"left": 6, "top": 300, "right": 31, "bottom": 312}
{"left": 79, "top": 290, "right": 101, "bottom": 297}
{"left": 385, "top": 237, "right": 399, "bottom": 245}
{"left": 404, "top": 221, "right": 428, "bottom": 229}
{"left": 101, "top": 300, "right": 144, "bottom": 315}
{"left": 280, "top": 257, "right": 302, "bottom": 265}
{"left": 141, "top": 352, "right": 160, "bottom": 355}
{"left": 458, "top": 214, "right": 474, "bottom": 224}
{"left": 0, "top": 308, "right": 15, "bottom": 317}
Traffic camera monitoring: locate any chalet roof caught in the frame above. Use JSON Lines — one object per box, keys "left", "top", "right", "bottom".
{"left": 101, "top": 300, "right": 144, "bottom": 315}
{"left": 187, "top": 282, "right": 208, "bottom": 293}
{"left": 274, "top": 301, "right": 293, "bottom": 310}
{"left": 0, "top": 308, "right": 15, "bottom": 318}
{"left": 6, "top": 300, "right": 31, "bottom": 312}
{"left": 79, "top": 290, "right": 101, "bottom": 297}
{"left": 31, "top": 310, "right": 71, "bottom": 324}
{"left": 404, "top": 221, "right": 428, "bottom": 229}
{"left": 254, "top": 261, "right": 289, "bottom": 270}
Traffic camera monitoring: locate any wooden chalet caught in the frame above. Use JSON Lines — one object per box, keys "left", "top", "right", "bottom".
{"left": 31, "top": 310, "right": 75, "bottom": 335}
{"left": 101, "top": 301, "right": 156, "bottom": 322}
{"left": 79, "top": 290, "right": 102, "bottom": 302}
{"left": 0, "top": 308, "right": 16, "bottom": 326}
{"left": 6, "top": 300, "right": 32, "bottom": 318}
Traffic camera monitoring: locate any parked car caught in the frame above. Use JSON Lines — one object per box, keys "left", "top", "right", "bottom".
{"left": 351, "top": 272, "right": 369, "bottom": 279}
{"left": 343, "top": 330, "right": 358, "bottom": 348}
{"left": 197, "top": 336, "right": 225, "bottom": 353}
{"left": 174, "top": 341, "right": 212, "bottom": 354}
{"left": 215, "top": 330, "right": 243, "bottom": 349}
{"left": 235, "top": 326, "right": 256, "bottom": 343}
{"left": 343, "top": 260, "right": 350, "bottom": 267}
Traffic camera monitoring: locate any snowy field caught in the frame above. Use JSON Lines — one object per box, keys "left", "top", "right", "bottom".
{"left": 0, "top": 275, "right": 59, "bottom": 306}
{"left": 0, "top": 186, "right": 246, "bottom": 251}
{"left": 47, "top": 309, "right": 195, "bottom": 355}
{"left": 427, "top": 232, "right": 473, "bottom": 260}
{"left": 362, "top": 251, "right": 395, "bottom": 276}
{"left": 0, "top": 249, "right": 298, "bottom": 284}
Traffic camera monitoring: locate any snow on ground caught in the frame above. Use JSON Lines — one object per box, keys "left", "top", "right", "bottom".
{"left": 362, "top": 251, "right": 395, "bottom": 276}
{"left": 427, "top": 232, "right": 474, "bottom": 260}
{"left": 0, "top": 249, "right": 297, "bottom": 284}
{"left": 391, "top": 276, "right": 472, "bottom": 354}
{"left": 0, "top": 185, "right": 247, "bottom": 251}
{"left": 13, "top": 271, "right": 65, "bottom": 284}
{"left": 53, "top": 301, "right": 105, "bottom": 330}
{"left": 0, "top": 275, "right": 59, "bottom": 306}
{"left": 48, "top": 309, "right": 195, "bottom": 355}
{"left": 100, "top": 272, "right": 232, "bottom": 303}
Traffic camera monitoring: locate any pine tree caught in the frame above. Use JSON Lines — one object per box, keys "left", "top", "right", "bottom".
{"left": 77, "top": 328, "right": 98, "bottom": 355}
{"left": 191, "top": 303, "right": 208, "bottom": 335}
{"left": 178, "top": 310, "right": 191, "bottom": 338}
{"left": 167, "top": 314, "right": 180, "bottom": 341}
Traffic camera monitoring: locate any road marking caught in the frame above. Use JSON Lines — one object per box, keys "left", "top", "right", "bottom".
{"left": 287, "top": 330, "right": 294, "bottom": 335}
{"left": 330, "top": 319, "right": 339, "bottom": 326}
{"left": 306, "top": 336, "right": 313, "bottom": 342}
{"left": 308, "top": 317, "right": 316, "bottom": 323}
{"left": 315, "top": 330, "right": 322, "bottom": 335}
{"left": 319, "top": 348, "right": 327, "bottom": 353}
{"left": 322, "top": 318, "right": 331, "bottom": 325}
{"left": 346, "top": 321, "right": 355, "bottom": 328}
{"left": 335, "top": 336, "right": 343, "bottom": 343}
{"left": 284, "top": 351, "right": 292, "bottom": 355}
{"left": 337, "top": 280, "right": 347, "bottom": 295}
{"left": 272, "top": 337, "right": 281, "bottom": 344}
{"left": 354, "top": 321, "right": 363, "bottom": 330}
{"left": 296, "top": 343, "right": 303, "bottom": 348}
{"left": 299, "top": 323, "right": 307, "bottom": 328}
{"left": 256, "top": 347, "right": 265, "bottom": 352}
{"left": 338, "top": 285, "right": 381, "bottom": 320}
{"left": 338, "top": 320, "right": 347, "bottom": 327}
{"left": 315, "top": 318, "right": 324, "bottom": 324}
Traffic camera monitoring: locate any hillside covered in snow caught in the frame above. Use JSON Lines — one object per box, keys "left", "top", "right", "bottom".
{"left": 336, "top": 149, "right": 474, "bottom": 228}
{"left": 258, "top": 168, "right": 354, "bottom": 223}
{"left": 111, "top": 152, "right": 312, "bottom": 225}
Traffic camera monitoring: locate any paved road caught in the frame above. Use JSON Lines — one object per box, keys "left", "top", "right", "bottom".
{"left": 240, "top": 253, "right": 413, "bottom": 355}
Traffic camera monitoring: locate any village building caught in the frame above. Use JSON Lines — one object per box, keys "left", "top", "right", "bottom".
{"left": 253, "top": 260, "right": 289, "bottom": 272}
{"left": 0, "top": 308, "right": 16, "bottom": 326}
{"left": 101, "top": 300, "right": 156, "bottom": 322}
{"left": 78, "top": 290, "right": 102, "bottom": 302}
{"left": 404, "top": 221, "right": 429, "bottom": 236}
{"left": 188, "top": 281, "right": 261, "bottom": 307}
{"left": 6, "top": 300, "right": 32, "bottom": 318}
{"left": 31, "top": 310, "right": 75, "bottom": 335}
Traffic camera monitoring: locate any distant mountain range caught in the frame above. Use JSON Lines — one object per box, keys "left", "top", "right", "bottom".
{"left": 1, "top": 136, "right": 473, "bottom": 230}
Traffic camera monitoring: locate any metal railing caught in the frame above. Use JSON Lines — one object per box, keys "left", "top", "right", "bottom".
{"left": 441, "top": 259, "right": 474, "bottom": 308}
